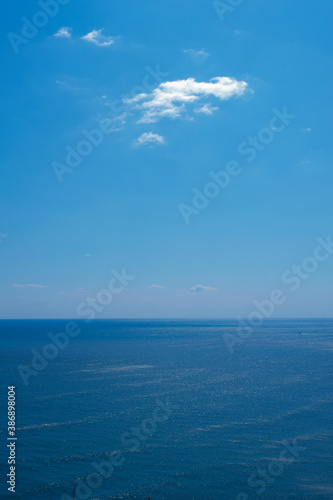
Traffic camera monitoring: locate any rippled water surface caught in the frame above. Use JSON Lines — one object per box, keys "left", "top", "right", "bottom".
{"left": 0, "top": 319, "right": 332, "bottom": 499}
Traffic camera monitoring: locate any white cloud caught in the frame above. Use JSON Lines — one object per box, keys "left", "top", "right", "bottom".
{"left": 13, "top": 284, "right": 49, "bottom": 289}
{"left": 53, "top": 27, "right": 72, "bottom": 39}
{"left": 194, "top": 103, "right": 219, "bottom": 115}
{"left": 182, "top": 48, "right": 209, "bottom": 60}
{"left": 148, "top": 285, "right": 166, "bottom": 289}
{"left": 81, "top": 29, "right": 114, "bottom": 47}
{"left": 189, "top": 285, "right": 218, "bottom": 293}
{"left": 84, "top": 253, "right": 91, "bottom": 257}
{"left": 301, "top": 128, "right": 312, "bottom": 132}
{"left": 124, "top": 76, "right": 248, "bottom": 123}
{"left": 133, "top": 132, "right": 165, "bottom": 147}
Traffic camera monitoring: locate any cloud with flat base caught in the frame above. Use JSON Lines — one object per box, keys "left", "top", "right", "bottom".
{"left": 178, "top": 285, "right": 218, "bottom": 294}
{"left": 189, "top": 285, "right": 218, "bottom": 293}
{"left": 53, "top": 27, "right": 72, "bottom": 39}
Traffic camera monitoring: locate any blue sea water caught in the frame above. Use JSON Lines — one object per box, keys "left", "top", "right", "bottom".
{"left": 0, "top": 319, "right": 332, "bottom": 499}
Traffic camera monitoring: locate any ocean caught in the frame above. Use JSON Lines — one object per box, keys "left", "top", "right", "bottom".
{"left": 0, "top": 319, "right": 332, "bottom": 499}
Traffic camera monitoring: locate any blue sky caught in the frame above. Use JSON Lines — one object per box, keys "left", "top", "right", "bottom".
{"left": 0, "top": 0, "right": 332, "bottom": 318}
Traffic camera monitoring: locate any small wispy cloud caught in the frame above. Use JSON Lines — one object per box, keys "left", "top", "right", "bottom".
{"left": 81, "top": 29, "right": 114, "bottom": 47}
{"left": 182, "top": 48, "right": 209, "bottom": 60}
{"left": 194, "top": 103, "right": 219, "bottom": 115}
{"left": 148, "top": 285, "right": 166, "bottom": 289}
{"left": 84, "top": 253, "right": 91, "bottom": 257}
{"left": 188, "top": 285, "right": 218, "bottom": 293}
{"left": 124, "top": 76, "right": 248, "bottom": 123}
{"left": 55, "top": 76, "right": 90, "bottom": 93}
{"left": 133, "top": 132, "right": 165, "bottom": 147}
{"left": 301, "top": 127, "right": 312, "bottom": 132}
{"left": 13, "top": 284, "right": 49, "bottom": 289}
{"left": 53, "top": 27, "right": 72, "bottom": 39}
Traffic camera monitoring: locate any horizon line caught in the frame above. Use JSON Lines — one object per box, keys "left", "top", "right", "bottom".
{"left": 0, "top": 317, "right": 332, "bottom": 321}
